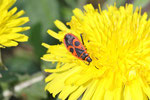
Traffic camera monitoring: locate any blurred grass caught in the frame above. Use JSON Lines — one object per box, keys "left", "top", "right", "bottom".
{"left": 1, "top": 0, "right": 150, "bottom": 100}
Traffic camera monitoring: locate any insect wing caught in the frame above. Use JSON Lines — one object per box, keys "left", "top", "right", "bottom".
{"left": 64, "top": 33, "right": 85, "bottom": 59}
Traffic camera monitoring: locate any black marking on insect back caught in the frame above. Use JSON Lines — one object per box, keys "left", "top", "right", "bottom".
{"left": 75, "top": 48, "right": 84, "bottom": 57}
{"left": 75, "top": 41, "right": 80, "bottom": 46}
{"left": 64, "top": 34, "right": 75, "bottom": 47}
{"left": 69, "top": 48, "right": 74, "bottom": 53}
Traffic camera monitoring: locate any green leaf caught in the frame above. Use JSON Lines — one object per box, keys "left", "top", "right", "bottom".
{"left": 6, "top": 56, "right": 39, "bottom": 75}
{"left": 61, "top": 6, "right": 73, "bottom": 22}
{"left": 0, "top": 86, "right": 3, "bottom": 100}
{"left": 17, "top": 81, "right": 47, "bottom": 100}
{"left": 24, "top": 0, "right": 60, "bottom": 34}
{"left": 64, "top": 0, "right": 77, "bottom": 8}
{"left": 23, "top": 0, "right": 61, "bottom": 60}
{"left": 0, "top": 71, "right": 18, "bottom": 84}
{"left": 29, "top": 23, "right": 46, "bottom": 60}
{"left": 2, "top": 49, "right": 40, "bottom": 76}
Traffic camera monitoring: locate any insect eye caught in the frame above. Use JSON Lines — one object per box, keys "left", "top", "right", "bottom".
{"left": 69, "top": 48, "right": 74, "bottom": 53}
{"left": 75, "top": 41, "right": 80, "bottom": 46}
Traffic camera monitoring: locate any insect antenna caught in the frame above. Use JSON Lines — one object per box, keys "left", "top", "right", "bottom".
{"left": 80, "top": 33, "right": 84, "bottom": 45}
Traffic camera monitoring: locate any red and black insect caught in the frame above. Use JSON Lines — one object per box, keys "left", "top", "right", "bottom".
{"left": 64, "top": 33, "right": 92, "bottom": 63}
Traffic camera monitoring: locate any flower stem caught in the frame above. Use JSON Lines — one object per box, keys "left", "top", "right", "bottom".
{"left": 0, "top": 49, "right": 8, "bottom": 70}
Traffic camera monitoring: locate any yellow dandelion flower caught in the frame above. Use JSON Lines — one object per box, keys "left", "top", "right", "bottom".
{"left": 0, "top": 0, "right": 30, "bottom": 48}
{"left": 42, "top": 4, "right": 150, "bottom": 100}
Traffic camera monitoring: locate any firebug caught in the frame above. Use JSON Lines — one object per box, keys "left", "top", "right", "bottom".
{"left": 64, "top": 33, "right": 92, "bottom": 63}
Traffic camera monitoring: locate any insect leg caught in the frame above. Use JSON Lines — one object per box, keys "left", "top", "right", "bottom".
{"left": 88, "top": 62, "right": 98, "bottom": 69}
{"left": 95, "top": 66, "right": 99, "bottom": 69}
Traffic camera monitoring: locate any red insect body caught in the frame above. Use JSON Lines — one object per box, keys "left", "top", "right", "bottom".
{"left": 63, "top": 33, "right": 92, "bottom": 63}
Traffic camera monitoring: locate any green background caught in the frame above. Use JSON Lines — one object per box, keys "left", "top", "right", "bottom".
{"left": 0, "top": 0, "right": 150, "bottom": 100}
